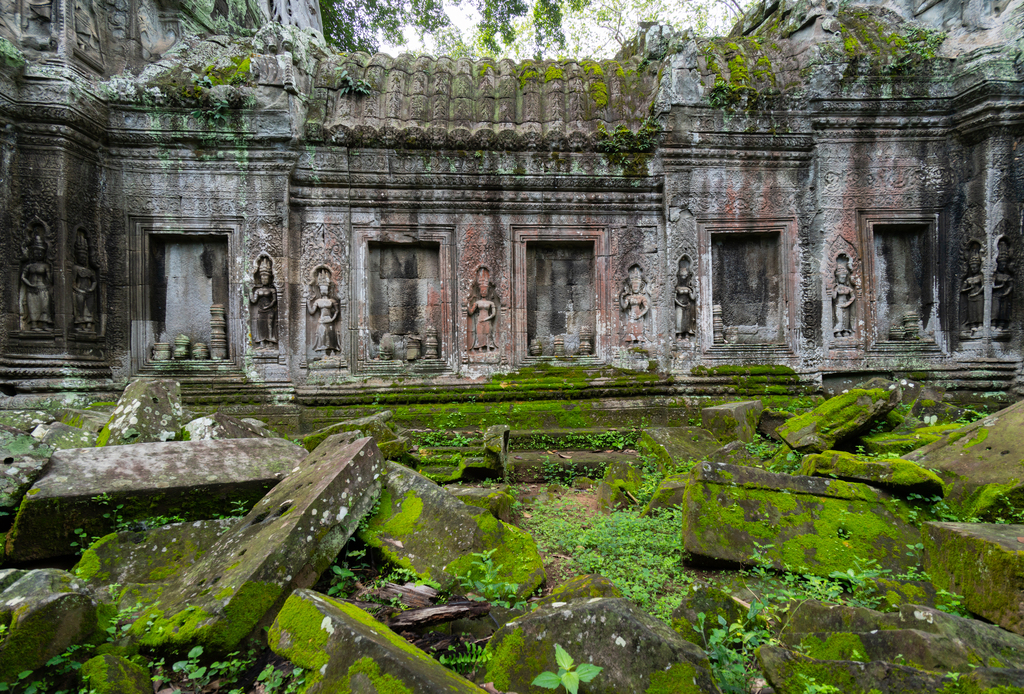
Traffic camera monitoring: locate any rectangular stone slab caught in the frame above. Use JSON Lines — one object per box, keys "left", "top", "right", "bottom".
{"left": 128, "top": 435, "right": 384, "bottom": 653}
{"left": 4, "top": 437, "right": 309, "bottom": 562}
{"left": 681, "top": 462, "right": 919, "bottom": 576}
{"left": 269, "top": 589, "right": 481, "bottom": 693}
{"left": 923, "top": 521, "right": 1024, "bottom": 636}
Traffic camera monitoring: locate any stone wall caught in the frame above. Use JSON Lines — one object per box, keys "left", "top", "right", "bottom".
{"left": 0, "top": 0, "right": 1022, "bottom": 402}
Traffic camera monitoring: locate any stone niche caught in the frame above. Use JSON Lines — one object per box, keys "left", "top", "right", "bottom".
{"left": 858, "top": 211, "right": 944, "bottom": 348}
{"left": 525, "top": 241, "right": 596, "bottom": 357}
{"left": 700, "top": 218, "right": 797, "bottom": 352}
{"left": 128, "top": 217, "right": 242, "bottom": 373}
{"left": 353, "top": 226, "right": 455, "bottom": 371}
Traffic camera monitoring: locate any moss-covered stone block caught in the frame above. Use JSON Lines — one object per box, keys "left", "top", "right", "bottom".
{"left": 483, "top": 597, "right": 721, "bottom": 694}
{"left": 0, "top": 425, "right": 53, "bottom": 514}
{"left": 776, "top": 387, "right": 900, "bottom": 453}
{"left": 757, "top": 645, "right": 947, "bottom": 693}
{"left": 707, "top": 440, "right": 759, "bottom": 467}
{"left": 301, "top": 410, "right": 412, "bottom": 464}
{"left": 98, "top": 378, "right": 184, "bottom": 446}
{"left": 269, "top": 589, "right": 480, "bottom": 693}
{"left": 0, "top": 569, "right": 98, "bottom": 681}
{"left": 483, "top": 423, "right": 510, "bottom": 481}
{"left": 59, "top": 407, "right": 113, "bottom": 434}
{"left": 5, "top": 437, "right": 307, "bottom": 562}
{"left": 183, "top": 412, "right": 277, "bottom": 440}
{"left": 905, "top": 400, "right": 1024, "bottom": 521}
{"left": 859, "top": 423, "right": 961, "bottom": 456}
{"left": 637, "top": 427, "right": 720, "bottom": 471}
{"left": 536, "top": 574, "right": 622, "bottom": 608}
{"left": 447, "top": 486, "right": 514, "bottom": 522}
{"left": 701, "top": 400, "right": 763, "bottom": 443}
{"left": 73, "top": 518, "right": 236, "bottom": 589}
{"left": 758, "top": 408, "right": 795, "bottom": 441}
{"left": 0, "top": 410, "right": 53, "bottom": 432}
{"left": 642, "top": 473, "right": 689, "bottom": 515}
{"left": 359, "top": 462, "right": 545, "bottom": 598}
{"left": 80, "top": 654, "right": 151, "bottom": 694}
{"left": 799, "top": 449, "right": 945, "bottom": 496}
{"left": 38, "top": 422, "right": 98, "bottom": 449}
{"left": 923, "top": 521, "right": 1024, "bottom": 636}
{"left": 126, "top": 435, "right": 384, "bottom": 654}
{"left": 681, "top": 462, "right": 919, "bottom": 577}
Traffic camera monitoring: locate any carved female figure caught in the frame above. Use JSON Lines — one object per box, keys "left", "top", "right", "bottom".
{"left": 620, "top": 264, "right": 650, "bottom": 343}
{"left": 468, "top": 266, "right": 498, "bottom": 351}
{"left": 307, "top": 268, "right": 339, "bottom": 357}
{"left": 71, "top": 229, "right": 98, "bottom": 334}
{"left": 832, "top": 255, "right": 856, "bottom": 338}
{"left": 961, "top": 245, "right": 984, "bottom": 335}
{"left": 993, "top": 242, "right": 1014, "bottom": 330}
{"left": 250, "top": 256, "right": 278, "bottom": 349}
{"left": 19, "top": 228, "right": 53, "bottom": 332}
{"left": 674, "top": 256, "right": 696, "bottom": 339}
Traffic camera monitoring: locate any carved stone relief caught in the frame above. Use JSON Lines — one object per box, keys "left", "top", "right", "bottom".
{"left": 674, "top": 255, "right": 696, "bottom": 340}
{"left": 73, "top": 0, "right": 103, "bottom": 68}
{"left": 468, "top": 266, "right": 498, "bottom": 352}
{"left": 619, "top": 264, "right": 650, "bottom": 344}
{"left": 993, "top": 236, "right": 1015, "bottom": 336}
{"left": 960, "top": 238, "right": 984, "bottom": 338}
{"left": 71, "top": 227, "right": 98, "bottom": 334}
{"left": 831, "top": 254, "right": 857, "bottom": 338}
{"left": 306, "top": 265, "right": 340, "bottom": 358}
{"left": 20, "top": 0, "right": 53, "bottom": 51}
{"left": 19, "top": 223, "right": 54, "bottom": 333}
{"left": 250, "top": 254, "right": 278, "bottom": 349}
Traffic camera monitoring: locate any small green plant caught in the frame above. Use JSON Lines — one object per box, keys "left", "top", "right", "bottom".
{"left": 797, "top": 674, "right": 842, "bottom": 693}
{"left": 438, "top": 642, "right": 492, "bottom": 675}
{"left": 171, "top": 646, "right": 212, "bottom": 692}
{"left": 456, "top": 549, "right": 526, "bottom": 609}
{"left": 336, "top": 68, "right": 372, "bottom": 96}
{"left": 531, "top": 644, "right": 602, "bottom": 694}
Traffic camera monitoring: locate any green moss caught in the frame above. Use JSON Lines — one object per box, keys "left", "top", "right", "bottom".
{"left": 375, "top": 490, "right": 423, "bottom": 537}
{"left": 267, "top": 592, "right": 332, "bottom": 690}
{"left": 74, "top": 544, "right": 105, "bottom": 582}
{"left": 0, "top": 37, "right": 25, "bottom": 70}
{"left": 95, "top": 425, "right": 111, "bottom": 447}
{"left": 799, "top": 633, "right": 869, "bottom": 662}
{"left": 335, "top": 601, "right": 436, "bottom": 661}
{"left": 444, "top": 513, "right": 544, "bottom": 596}
{"left": 646, "top": 661, "right": 704, "bottom": 693}
{"left": 589, "top": 81, "right": 609, "bottom": 108}
{"left": 483, "top": 628, "right": 525, "bottom": 690}
{"left": 963, "top": 428, "right": 989, "bottom": 449}
{"left": 338, "top": 657, "right": 413, "bottom": 694}
{"left": 80, "top": 654, "right": 151, "bottom": 694}
{"left": 134, "top": 580, "right": 281, "bottom": 652}
{"left": 544, "top": 65, "right": 564, "bottom": 81}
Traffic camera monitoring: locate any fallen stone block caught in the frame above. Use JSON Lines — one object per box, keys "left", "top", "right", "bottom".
{"left": 905, "top": 399, "right": 1024, "bottom": 520}
{"left": 73, "top": 519, "right": 236, "bottom": 589}
{"left": 784, "top": 598, "right": 1024, "bottom": 667}
{"left": 302, "top": 410, "right": 411, "bottom": 462}
{"left": 707, "top": 440, "right": 759, "bottom": 466}
{"left": 757, "top": 645, "right": 947, "bottom": 694}
{"left": 269, "top": 589, "right": 481, "bottom": 693}
{"left": 80, "top": 654, "right": 152, "bottom": 694}
{"left": 637, "top": 427, "right": 720, "bottom": 470}
{"left": 183, "top": 412, "right": 277, "bottom": 440}
{"left": 483, "top": 423, "right": 510, "bottom": 480}
{"left": 858, "top": 423, "right": 962, "bottom": 456}
{"left": 447, "top": 486, "right": 514, "bottom": 522}
{"left": 5, "top": 437, "right": 307, "bottom": 562}
{"left": 923, "top": 521, "right": 1024, "bottom": 636}
{"left": 0, "top": 409, "right": 54, "bottom": 432}
{"left": 681, "top": 462, "right": 918, "bottom": 576}
{"left": 701, "top": 400, "right": 763, "bottom": 443}
{"left": 98, "top": 379, "right": 185, "bottom": 446}
{"left": 598, "top": 460, "right": 643, "bottom": 512}
{"left": 127, "top": 435, "right": 384, "bottom": 653}
{"left": 642, "top": 472, "right": 689, "bottom": 515}
{"left": 35, "top": 422, "right": 98, "bottom": 449}
{"left": 758, "top": 408, "right": 794, "bottom": 441}
{"left": 59, "top": 406, "right": 113, "bottom": 434}
{"left": 483, "top": 597, "right": 721, "bottom": 694}
{"left": 0, "top": 569, "right": 98, "bottom": 681}
{"left": 671, "top": 585, "right": 747, "bottom": 646}
{"left": 775, "top": 387, "right": 900, "bottom": 453}
{"left": 799, "top": 449, "right": 944, "bottom": 497}
{"left": 0, "top": 424, "right": 53, "bottom": 514}
{"left": 536, "top": 574, "right": 623, "bottom": 608}
{"left": 359, "top": 462, "right": 544, "bottom": 598}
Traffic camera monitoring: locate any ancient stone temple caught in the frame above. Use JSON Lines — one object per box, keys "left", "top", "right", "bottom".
{"left": 0, "top": 0, "right": 1022, "bottom": 404}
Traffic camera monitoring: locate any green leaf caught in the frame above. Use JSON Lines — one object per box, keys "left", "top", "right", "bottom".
{"left": 188, "top": 645, "right": 204, "bottom": 659}
{"left": 576, "top": 663, "right": 603, "bottom": 682}
{"left": 531, "top": 671, "right": 562, "bottom": 689}
{"left": 554, "top": 643, "right": 574, "bottom": 671}
{"left": 561, "top": 670, "right": 580, "bottom": 694}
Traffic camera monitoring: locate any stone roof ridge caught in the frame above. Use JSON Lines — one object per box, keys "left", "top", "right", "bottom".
{"left": 314, "top": 52, "right": 661, "bottom": 140}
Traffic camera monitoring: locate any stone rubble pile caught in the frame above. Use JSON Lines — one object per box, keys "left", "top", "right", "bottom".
{"left": 0, "top": 376, "right": 1022, "bottom": 693}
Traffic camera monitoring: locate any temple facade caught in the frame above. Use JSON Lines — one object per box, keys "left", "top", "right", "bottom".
{"left": 0, "top": 0, "right": 1022, "bottom": 403}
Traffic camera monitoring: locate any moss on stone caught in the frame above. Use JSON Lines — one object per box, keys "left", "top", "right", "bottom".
{"left": 799, "top": 632, "right": 869, "bottom": 662}
{"left": 338, "top": 656, "right": 414, "bottom": 694}
{"left": 645, "top": 661, "right": 704, "bottom": 693}
{"left": 483, "top": 628, "right": 526, "bottom": 690}
{"left": 80, "top": 654, "right": 152, "bottom": 694}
